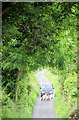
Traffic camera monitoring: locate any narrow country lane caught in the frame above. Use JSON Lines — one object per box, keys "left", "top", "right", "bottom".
{"left": 32, "top": 69, "right": 57, "bottom": 118}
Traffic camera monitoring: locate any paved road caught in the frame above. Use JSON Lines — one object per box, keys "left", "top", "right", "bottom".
{"left": 32, "top": 69, "right": 57, "bottom": 118}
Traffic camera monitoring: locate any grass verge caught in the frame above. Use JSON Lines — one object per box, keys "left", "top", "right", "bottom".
{"left": 2, "top": 71, "right": 40, "bottom": 118}
{"left": 44, "top": 70, "right": 77, "bottom": 118}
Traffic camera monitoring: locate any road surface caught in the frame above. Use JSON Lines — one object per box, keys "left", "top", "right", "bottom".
{"left": 32, "top": 69, "right": 57, "bottom": 118}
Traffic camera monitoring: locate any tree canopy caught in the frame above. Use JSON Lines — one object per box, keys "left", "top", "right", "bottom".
{"left": 2, "top": 2, "right": 78, "bottom": 118}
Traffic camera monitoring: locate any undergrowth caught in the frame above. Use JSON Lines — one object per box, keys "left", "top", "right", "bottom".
{"left": 2, "top": 71, "right": 40, "bottom": 118}
{"left": 44, "top": 69, "right": 77, "bottom": 118}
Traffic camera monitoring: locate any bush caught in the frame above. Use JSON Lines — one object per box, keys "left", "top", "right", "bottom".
{"left": 2, "top": 71, "right": 40, "bottom": 118}
{"left": 44, "top": 70, "right": 77, "bottom": 118}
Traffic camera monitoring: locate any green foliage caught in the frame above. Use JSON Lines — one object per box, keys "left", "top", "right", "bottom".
{"left": 2, "top": 72, "right": 40, "bottom": 118}
{"left": 45, "top": 70, "right": 77, "bottom": 118}
{"left": 2, "top": 2, "right": 78, "bottom": 118}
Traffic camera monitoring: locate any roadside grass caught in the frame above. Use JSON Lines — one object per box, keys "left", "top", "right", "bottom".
{"left": 44, "top": 70, "right": 77, "bottom": 118}
{"left": 2, "top": 71, "right": 40, "bottom": 118}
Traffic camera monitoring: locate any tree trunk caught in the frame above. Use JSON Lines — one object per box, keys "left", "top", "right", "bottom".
{"left": 15, "top": 66, "right": 25, "bottom": 102}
